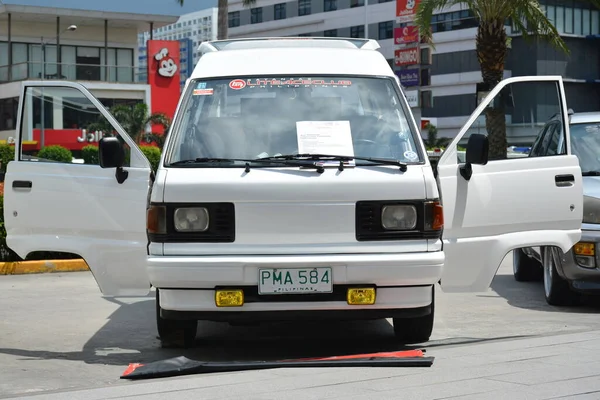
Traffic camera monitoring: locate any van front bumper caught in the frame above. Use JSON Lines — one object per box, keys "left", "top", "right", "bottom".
{"left": 148, "top": 252, "right": 444, "bottom": 319}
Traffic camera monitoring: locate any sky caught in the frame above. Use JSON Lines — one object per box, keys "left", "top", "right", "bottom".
{"left": 0, "top": 0, "right": 217, "bottom": 16}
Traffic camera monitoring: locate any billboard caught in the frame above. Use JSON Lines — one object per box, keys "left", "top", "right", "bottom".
{"left": 396, "top": 0, "right": 420, "bottom": 22}
{"left": 405, "top": 90, "right": 419, "bottom": 108}
{"left": 395, "top": 68, "right": 420, "bottom": 87}
{"left": 147, "top": 40, "right": 181, "bottom": 132}
{"left": 395, "top": 47, "right": 419, "bottom": 67}
{"left": 394, "top": 26, "right": 419, "bottom": 45}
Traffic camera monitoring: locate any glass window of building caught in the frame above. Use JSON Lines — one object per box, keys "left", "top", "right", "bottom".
{"left": 298, "top": 0, "right": 311, "bottom": 16}
{"left": 324, "top": 0, "right": 337, "bottom": 12}
{"left": 324, "top": 29, "right": 338, "bottom": 37}
{"left": 378, "top": 21, "right": 393, "bottom": 39}
{"left": 251, "top": 7, "right": 263, "bottom": 23}
{"left": 350, "top": 0, "right": 365, "bottom": 7}
{"left": 274, "top": 3, "right": 286, "bottom": 20}
{"left": 350, "top": 25, "right": 365, "bottom": 38}
{"left": 228, "top": 11, "right": 241, "bottom": 27}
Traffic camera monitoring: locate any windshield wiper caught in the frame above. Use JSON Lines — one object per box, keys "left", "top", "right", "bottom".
{"left": 168, "top": 157, "right": 326, "bottom": 173}
{"left": 582, "top": 171, "right": 600, "bottom": 176}
{"left": 258, "top": 153, "right": 408, "bottom": 172}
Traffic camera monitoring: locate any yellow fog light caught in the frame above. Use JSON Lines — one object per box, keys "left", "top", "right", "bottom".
{"left": 215, "top": 290, "right": 244, "bottom": 307}
{"left": 347, "top": 288, "right": 376, "bottom": 305}
{"left": 574, "top": 242, "right": 595, "bottom": 256}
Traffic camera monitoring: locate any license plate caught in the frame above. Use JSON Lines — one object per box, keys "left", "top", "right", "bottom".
{"left": 258, "top": 267, "right": 332, "bottom": 295}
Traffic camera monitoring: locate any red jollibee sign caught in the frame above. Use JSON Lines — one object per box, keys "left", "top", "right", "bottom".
{"left": 147, "top": 40, "right": 181, "bottom": 134}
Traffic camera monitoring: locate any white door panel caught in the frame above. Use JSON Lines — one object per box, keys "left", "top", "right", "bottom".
{"left": 4, "top": 81, "right": 152, "bottom": 296}
{"left": 437, "top": 76, "right": 583, "bottom": 292}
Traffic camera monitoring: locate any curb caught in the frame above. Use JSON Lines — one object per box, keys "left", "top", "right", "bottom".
{"left": 0, "top": 259, "right": 90, "bottom": 275}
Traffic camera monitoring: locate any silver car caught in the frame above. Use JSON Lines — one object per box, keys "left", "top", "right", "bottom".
{"left": 514, "top": 111, "right": 600, "bottom": 306}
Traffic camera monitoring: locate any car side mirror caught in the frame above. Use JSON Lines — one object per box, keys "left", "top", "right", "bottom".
{"left": 460, "top": 133, "right": 489, "bottom": 181}
{"left": 99, "top": 136, "right": 128, "bottom": 184}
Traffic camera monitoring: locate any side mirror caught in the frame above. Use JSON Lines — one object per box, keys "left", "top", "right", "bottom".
{"left": 460, "top": 133, "right": 489, "bottom": 181}
{"left": 99, "top": 136, "right": 128, "bottom": 184}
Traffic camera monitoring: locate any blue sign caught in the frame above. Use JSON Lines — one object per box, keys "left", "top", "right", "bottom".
{"left": 396, "top": 69, "right": 420, "bottom": 87}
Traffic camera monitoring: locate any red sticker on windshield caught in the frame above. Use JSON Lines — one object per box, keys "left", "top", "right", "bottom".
{"left": 229, "top": 79, "right": 247, "bottom": 90}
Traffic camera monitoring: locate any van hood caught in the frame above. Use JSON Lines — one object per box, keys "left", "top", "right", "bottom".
{"left": 157, "top": 165, "right": 435, "bottom": 255}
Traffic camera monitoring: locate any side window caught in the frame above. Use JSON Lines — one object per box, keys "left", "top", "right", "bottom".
{"left": 20, "top": 86, "right": 130, "bottom": 166}
{"left": 529, "top": 124, "right": 553, "bottom": 157}
{"left": 458, "top": 81, "right": 566, "bottom": 162}
{"left": 545, "top": 122, "right": 564, "bottom": 156}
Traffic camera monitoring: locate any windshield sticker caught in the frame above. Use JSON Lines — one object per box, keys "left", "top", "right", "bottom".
{"left": 229, "top": 78, "right": 352, "bottom": 90}
{"left": 196, "top": 82, "right": 207, "bottom": 89}
{"left": 193, "top": 88, "right": 213, "bottom": 96}
{"left": 403, "top": 150, "right": 419, "bottom": 162}
{"left": 296, "top": 121, "right": 355, "bottom": 166}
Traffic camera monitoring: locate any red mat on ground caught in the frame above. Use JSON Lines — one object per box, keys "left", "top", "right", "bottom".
{"left": 121, "top": 350, "right": 433, "bottom": 380}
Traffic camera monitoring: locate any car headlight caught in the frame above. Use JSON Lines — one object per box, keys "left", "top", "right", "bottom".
{"left": 174, "top": 207, "right": 209, "bottom": 232}
{"left": 381, "top": 205, "right": 417, "bottom": 230}
{"left": 583, "top": 195, "right": 600, "bottom": 224}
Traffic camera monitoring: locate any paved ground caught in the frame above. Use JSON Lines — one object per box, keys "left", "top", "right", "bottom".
{"left": 0, "top": 255, "right": 599, "bottom": 399}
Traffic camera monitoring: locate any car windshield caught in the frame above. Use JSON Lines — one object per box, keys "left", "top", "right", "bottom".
{"left": 164, "top": 76, "right": 423, "bottom": 166}
{"left": 570, "top": 122, "right": 600, "bottom": 173}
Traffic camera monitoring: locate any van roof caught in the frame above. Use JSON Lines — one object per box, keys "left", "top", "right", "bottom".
{"left": 189, "top": 37, "right": 394, "bottom": 80}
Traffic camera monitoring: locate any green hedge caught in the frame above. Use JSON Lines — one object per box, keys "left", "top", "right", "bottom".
{"left": 140, "top": 146, "right": 161, "bottom": 173}
{"left": 37, "top": 145, "right": 73, "bottom": 163}
{"left": 0, "top": 144, "right": 15, "bottom": 172}
{"left": 82, "top": 145, "right": 99, "bottom": 165}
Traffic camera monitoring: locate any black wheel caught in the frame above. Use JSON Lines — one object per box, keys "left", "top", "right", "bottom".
{"left": 393, "top": 287, "right": 434, "bottom": 344}
{"left": 155, "top": 289, "right": 198, "bottom": 348}
{"left": 513, "top": 248, "right": 543, "bottom": 282}
{"left": 543, "top": 247, "right": 580, "bottom": 306}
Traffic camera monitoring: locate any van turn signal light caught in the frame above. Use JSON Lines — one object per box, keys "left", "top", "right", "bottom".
{"left": 347, "top": 288, "right": 376, "bottom": 305}
{"left": 215, "top": 290, "right": 244, "bottom": 307}
{"left": 574, "top": 242, "right": 595, "bottom": 256}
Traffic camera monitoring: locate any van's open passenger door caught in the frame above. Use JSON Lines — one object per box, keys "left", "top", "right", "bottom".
{"left": 436, "top": 76, "right": 583, "bottom": 292}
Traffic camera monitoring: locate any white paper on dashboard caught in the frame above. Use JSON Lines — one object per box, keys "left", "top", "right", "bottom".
{"left": 296, "top": 120, "right": 355, "bottom": 166}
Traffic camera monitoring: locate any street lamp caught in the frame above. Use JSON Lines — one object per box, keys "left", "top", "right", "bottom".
{"left": 40, "top": 24, "right": 76, "bottom": 149}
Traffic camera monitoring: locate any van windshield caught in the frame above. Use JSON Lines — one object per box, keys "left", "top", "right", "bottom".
{"left": 164, "top": 76, "right": 423, "bottom": 166}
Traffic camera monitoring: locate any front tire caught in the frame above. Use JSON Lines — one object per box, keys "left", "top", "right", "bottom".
{"left": 513, "top": 248, "right": 543, "bottom": 282}
{"left": 393, "top": 287, "right": 434, "bottom": 344}
{"left": 543, "top": 246, "right": 580, "bottom": 306}
{"left": 156, "top": 289, "right": 198, "bottom": 348}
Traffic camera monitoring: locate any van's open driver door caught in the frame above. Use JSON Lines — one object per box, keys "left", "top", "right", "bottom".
{"left": 4, "top": 81, "right": 153, "bottom": 296}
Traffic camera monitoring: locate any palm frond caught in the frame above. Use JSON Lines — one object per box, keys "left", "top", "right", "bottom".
{"left": 242, "top": 0, "right": 256, "bottom": 6}
{"left": 510, "top": 0, "right": 568, "bottom": 54}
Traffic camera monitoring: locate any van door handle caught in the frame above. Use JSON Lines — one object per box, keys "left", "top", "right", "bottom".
{"left": 555, "top": 174, "right": 574, "bottom": 187}
{"left": 12, "top": 180, "right": 32, "bottom": 189}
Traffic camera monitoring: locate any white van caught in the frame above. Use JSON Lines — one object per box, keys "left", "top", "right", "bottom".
{"left": 4, "top": 38, "right": 583, "bottom": 348}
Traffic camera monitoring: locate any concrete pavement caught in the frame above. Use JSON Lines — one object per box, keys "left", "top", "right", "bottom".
{"left": 0, "top": 255, "right": 599, "bottom": 399}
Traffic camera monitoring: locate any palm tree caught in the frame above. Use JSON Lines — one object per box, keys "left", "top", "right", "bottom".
{"left": 175, "top": 0, "right": 256, "bottom": 40}
{"left": 87, "top": 103, "right": 171, "bottom": 149}
{"left": 414, "top": 0, "right": 600, "bottom": 160}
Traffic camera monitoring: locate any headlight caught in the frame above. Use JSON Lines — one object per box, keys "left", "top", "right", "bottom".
{"left": 583, "top": 195, "right": 600, "bottom": 224}
{"left": 174, "top": 207, "right": 209, "bottom": 232}
{"left": 381, "top": 205, "right": 417, "bottom": 230}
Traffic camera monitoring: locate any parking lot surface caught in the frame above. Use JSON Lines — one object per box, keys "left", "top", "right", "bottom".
{"left": 1, "top": 255, "right": 599, "bottom": 399}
